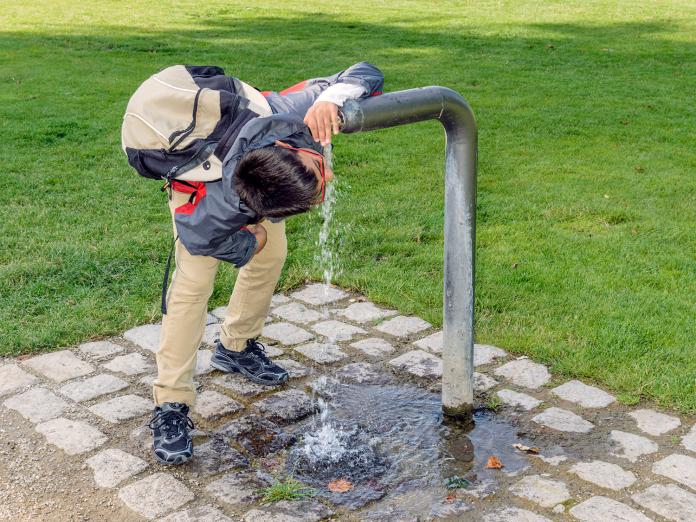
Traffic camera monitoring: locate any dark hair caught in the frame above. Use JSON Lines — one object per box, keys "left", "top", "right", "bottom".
{"left": 233, "top": 146, "right": 319, "bottom": 218}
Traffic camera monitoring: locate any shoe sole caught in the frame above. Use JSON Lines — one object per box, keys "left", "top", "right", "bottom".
{"left": 210, "top": 358, "right": 288, "bottom": 386}
{"left": 152, "top": 449, "right": 192, "bottom": 466}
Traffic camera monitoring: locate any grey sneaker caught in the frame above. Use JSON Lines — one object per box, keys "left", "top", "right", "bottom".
{"left": 148, "top": 402, "right": 194, "bottom": 465}
{"left": 211, "top": 338, "right": 289, "bottom": 386}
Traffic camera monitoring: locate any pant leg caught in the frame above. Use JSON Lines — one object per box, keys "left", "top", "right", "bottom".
{"left": 153, "top": 190, "right": 220, "bottom": 406}
{"left": 219, "top": 218, "right": 287, "bottom": 351}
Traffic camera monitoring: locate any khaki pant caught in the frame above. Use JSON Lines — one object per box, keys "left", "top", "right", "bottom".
{"left": 152, "top": 188, "right": 287, "bottom": 406}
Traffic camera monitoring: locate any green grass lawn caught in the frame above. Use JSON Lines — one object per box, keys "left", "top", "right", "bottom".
{"left": 1, "top": 1, "right": 694, "bottom": 412}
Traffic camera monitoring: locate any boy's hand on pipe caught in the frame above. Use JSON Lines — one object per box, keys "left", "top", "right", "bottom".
{"left": 304, "top": 101, "right": 340, "bottom": 146}
{"left": 246, "top": 224, "right": 267, "bottom": 255}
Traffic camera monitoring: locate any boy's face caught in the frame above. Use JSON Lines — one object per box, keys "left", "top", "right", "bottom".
{"left": 274, "top": 140, "right": 334, "bottom": 203}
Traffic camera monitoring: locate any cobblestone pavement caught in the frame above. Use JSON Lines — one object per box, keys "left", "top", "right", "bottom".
{"left": 1, "top": 283, "right": 695, "bottom": 521}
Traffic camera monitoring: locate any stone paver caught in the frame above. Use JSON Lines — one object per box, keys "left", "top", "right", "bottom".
{"left": 497, "top": 389, "right": 541, "bottom": 410}
{"left": 160, "top": 505, "right": 235, "bottom": 522}
{"left": 3, "top": 387, "right": 68, "bottom": 423}
{"left": 242, "top": 499, "right": 333, "bottom": 522}
{"left": 103, "top": 352, "right": 153, "bottom": 375}
{"left": 336, "top": 302, "right": 397, "bottom": 323}
{"left": 218, "top": 415, "right": 295, "bottom": 456}
{"left": 22, "top": 350, "right": 95, "bottom": 383}
{"left": 86, "top": 448, "right": 148, "bottom": 488}
{"left": 0, "top": 364, "right": 37, "bottom": 397}
{"left": 271, "top": 293, "right": 291, "bottom": 306}
{"left": 118, "top": 473, "right": 194, "bottom": 519}
{"left": 532, "top": 407, "right": 594, "bottom": 433}
{"left": 632, "top": 483, "right": 696, "bottom": 522}
{"left": 652, "top": 454, "right": 696, "bottom": 490}
{"left": 210, "top": 306, "right": 227, "bottom": 321}
{"left": 123, "top": 324, "right": 161, "bottom": 353}
{"left": 189, "top": 437, "right": 249, "bottom": 476}
{"left": 78, "top": 340, "right": 124, "bottom": 360}
{"left": 89, "top": 394, "right": 152, "bottom": 423}
{"left": 59, "top": 374, "right": 129, "bottom": 402}
{"left": 510, "top": 475, "right": 570, "bottom": 508}
{"left": 193, "top": 390, "right": 243, "bottom": 420}
{"left": 311, "top": 320, "right": 367, "bottom": 341}
{"left": 291, "top": 283, "right": 347, "bottom": 305}
{"left": 374, "top": 315, "right": 431, "bottom": 337}
{"left": 683, "top": 424, "right": 696, "bottom": 452}
{"left": 494, "top": 358, "right": 550, "bottom": 389}
{"left": 335, "top": 362, "right": 386, "bottom": 384}
{"left": 202, "top": 323, "right": 220, "bottom": 346}
{"left": 272, "top": 302, "right": 323, "bottom": 323}
{"left": 349, "top": 338, "right": 395, "bottom": 357}
{"left": 551, "top": 380, "right": 616, "bottom": 408}
{"left": 388, "top": 350, "right": 442, "bottom": 379}
{"left": 195, "top": 349, "right": 214, "bottom": 375}
{"left": 262, "top": 322, "right": 314, "bottom": 345}
{"left": 482, "top": 507, "right": 552, "bottom": 522}
{"left": 474, "top": 372, "right": 498, "bottom": 392}
{"left": 214, "top": 374, "right": 268, "bottom": 398}
{"left": 474, "top": 344, "right": 508, "bottom": 366}
{"left": 35, "top": 417, "right": 107, "bottom": 455}
{"left": 414, "top": 330, "right": 443, "bottom": 353}
{"left": 273, "top": 358, "right": 310, "bottom": 378}
{"left": 629, "top": 408, "right": 681, "bottom": 436}
{"left": 294, "top": 342, "right": 347, "bottom": 364}
{"left": 609, "top": 430, "right": 659, "bottom": 462}
{"left": 205, "top": 471, "right": 272, "bottom": 505}
{"left": 569, "top": 496, "right": 653, "bottom": 522}
{"left": 253, "top": 389, "right": 316, "bottom": 425}
{"left": 569, "top": 460, "right": 637, "bottom": 490}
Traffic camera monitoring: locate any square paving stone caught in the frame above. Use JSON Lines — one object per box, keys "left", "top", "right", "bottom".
{"left": 652, "top": 454, "right": 696, "bottom": 490}
{"left": 632, "top": 483, "right": 696, "bottom": 522}
{"left": 551, "top": 380, "right": 616, "bottom": 408}
{"left": 273, "top": 358, "right": 310, "bottom": 378}
{"left": 414, "top": 331, "right": 443, "bottom": 353}
{"left": 496, "top": 389, "right": 541, "bottom": 410}
{"left": 569, "top": 496, "right": 652, "bottom": 522}
{"left": 335, "top": 362, "right": 389, "bottom": 384}
{"left": 509, "top": 475, "right": 570, "bottom": 508}
{"left": 59, "top": 374, "right": 129, "bottom": 402}
{"left": 629, "top": 408, "right": 681, "bottom": 436}
{"left": 123, "top": 324, "right": 161, "bottom": 353}
{"left": 195, "top": 349, "right": 214, "bottom": 375}
{"left": 272, "top": 302, "right": 323, "bottom": 324}
{"left": 474, "top": 372, "right": 498, "bottom": 392}
{"left": 569, "top": 460, "right": 637, "bottom": 490}
{"left": 89, "top": 394, "right": 152, "bottom": 423}
{"left": 609, "top": 430, "right": 658, "bottom": 462}
{"left": 35, "top": 417, "right": 107, "bottom": 455}
{"left": 218, "top": 415, "right": 296, "bottom": 456}
{"left": 388, "top": 350, "right": 442, "bottom": 379}
{"left": 214, "top": 374, "right": 269, "bottom": 398}
{"left": 3, "top": 387, "right": 68, "bottom": 423}
{"left": 205, "top": 470, "right": 273, "bottom": 505}
{"left": 532, "top": 407, "right": 594, "bottom": 433}
{"left": 291, "top": 283, "right": 347, "bottom": 305}
{"left": 188, "top": 436, "right": 249, "bottom": 476}
{"left": 253, "top": 389, "right": 317, "bottom": 425}
{"left": 210, "top": 306, "right": 228, "bottom": 321}
{"left": 336, "top": 302, "right": 397, "bottom": 323}
{"left": 482, "top": 507, "right": 552, "bottom": 522}
{"left": 242, "top": 499, "right": 333, "bottom": 522}
{"left": 0, "top": 364, "right": 37, "bottom": 397}
{"left": 374, "top": 315, "right": 431, "bottom": 337}
{"left": 493, "top": 358, "right": 550, "bottom": 388}
{"left": 160, "top": 506, "right": 235, "bottom": 522}
{"left": 118, "top": 473, "right": 194, "bottom": 519}
{"left": 262, "top": 322, "right": 314, "bottom": 345}
{"left": 103, "top": 352, "right": 154, "bottom": 375}
{"left": 682, "top": 424, "right": 696, "bottom": 453}
{"left": 193, "top": 390, "right": 243, "bottom": 420}
{"left": 312, "top": 320, "right": 366, "bottom": 341}
{"left": 202, "top": 323, "right": 220, "bottom": 346}
{"left": 78, "top": 340, "right": 124, "bottom": 360}
{"left": 86, "top": 448, "right": 148, "bottom": 487}
{"left": 350, "top": 338, "right": 395, "bottom": 358}
{"left": 22, "top": 350, "right": 95, "bottom": 383}
{"left": 294, "top": 342, "right": 347, "bottom": 364}
{"left": 473, "top": 344, "right": 508, "bottom": 366}
{"left": 271, "top": 293, "right": 291, "bottom": 306}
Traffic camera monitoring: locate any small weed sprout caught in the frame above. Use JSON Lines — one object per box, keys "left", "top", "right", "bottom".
{"left": 260, "top": 477, "right": 316, "bottom": 503}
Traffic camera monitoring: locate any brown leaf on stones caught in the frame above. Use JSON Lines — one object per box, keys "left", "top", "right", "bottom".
{"left": 512, "top": 443, "right": 540, "bottom": 454}
{"left": 328, "top": 479, "right": 353, "bottom": 493}
{"left": 445, "top": 493, "right": 458, "bottom": 503}
{"left": 486, "top": 456, "right": 503, "bottom": 469}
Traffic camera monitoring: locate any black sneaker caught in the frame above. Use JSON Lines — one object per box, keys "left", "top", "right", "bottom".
{"left": 211, "top": 338, "right": 289, "bottom": 386}
{"left": 148, "top": 402, "right": 194, "bottom": 465}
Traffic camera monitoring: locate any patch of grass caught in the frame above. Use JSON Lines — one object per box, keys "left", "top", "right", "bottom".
{"left": 260, "top": 477, "right": 316, "bottom": 503}
{"left": 485, "top": 395, "right": 502, "bottom": 412}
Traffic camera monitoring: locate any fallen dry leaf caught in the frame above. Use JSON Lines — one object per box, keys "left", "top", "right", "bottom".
{"left": 328, "top": 479, "right": 353, "bottom": 493}
{"left": 486, "top": 456, "right": 503, "bottom": 469}
{"left": 444, "top": 493, "right": 458, "bottom": 503}
{"left": 513, "top": 443, "right": 540, "bottom": 454}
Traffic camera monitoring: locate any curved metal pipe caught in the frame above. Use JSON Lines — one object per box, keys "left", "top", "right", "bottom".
{"left": 340, "top": 87, "right": 477, "bottom": 423}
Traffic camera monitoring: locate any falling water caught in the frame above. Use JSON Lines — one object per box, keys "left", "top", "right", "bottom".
{"left": 315, "top": 144, "right": 339, "bottom": 323}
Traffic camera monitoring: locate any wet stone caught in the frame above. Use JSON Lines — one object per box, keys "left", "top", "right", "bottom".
{"left": 429, "top": 497, "right": 471, "bottom": 519}
{"left": 273, "top": 358, "right": 310, "bottom": 379}
{"left": 570, "top": 460, "right": 637, "bottom": 490}
{"left": 291, "top": 283, "right": 348, "bottom": 305}
{"left": 482, "top": 507, "right": 552, "bottom": 522}
{"left": 118, "top": 472, "right": 194, "bottom": 520}
{"left": 272, "top": 302, "right": 323, "bottom": 324}
{"left": 123, "top": 324, "right": 161, "bottom": 353}
{"left": 388, "top": 350, "right": 442, "bottom": 379}
{"left": 205, "top": 470, "right": 272, "bottom": 506}
{"left": 474, "top": 344, "right": 508, "bottom": 366}
{"left": 683, "top": 424, "right": 696, "bottom": 452}
{"left": 262, "top": 322, "right": 314, "bottom": 345}
{"left": 86, "top": 448, "right": 148, "bottom": 488}
{"left": 3, "top": 387, "right": 68, "bottom": 423}
{"left": 652, "top": 454, "right": 696, "bottom": 490}
{"left": 335, "top": 362, "right": 389, "bottom": 384}
{"left": 242, "top": 499, "right": 333, "bottom": 522}
{"left": 569, "top": 496, "right": 653, "bottom": 522}
{"left": 474, "top": 372, "right": 498, "bottom": 392}
{"left": 534, "top": 454, "right": 567, "bottom": 466}
{"left": 312, "top": 320, "right": 367, "bottom": 341}
{"left": 294, "top": 342, "right": 347, "bottom": 364}
{"left": 510, "top": 475, "right": 570, "bottom": 508}
{"left": 59, "top": 374, "right": 129, "bottom": 402}
{"left": 349, "top": 337, "right": 395, "bottom": 358}
{"left": 336, "top": 301, "right": 397, "bottom": 323}
{"left": 609, "top": 430, "right": 658, "bottom": 462}
{"left": 195, "top": 349, "right": 214, "bottom": 375}
{"left": 253, "top": 389, "right": 317, "bottom": 425}
{"left": 532, "top": 407, "right": 594, "bottom": 433}
{"left": 551, "top": 380, "right": 616, "bottom": 408}
{"left": 494, "top": 358, "right": 550, "bottom": 389}
{"left": 497, "top": 389, "right": 541, "bottom": 410}
{"left": 188, "top": 436, "right": 249, "bottom": 476}
{"left": 35, "top": 417, "right": 107, "bottom": 455}
{"left": 375, "top": 315, "right": 431, "bottom": 337}
{"left": 214, "top": 373, "right": 268, "bottom": 398}
{"left": 629, "top": 408, "right": 681, "bottom": 436}
{"left": 0, "top": 364, "right": 37, "bottom": 397}
{"left": 632, "top": 483, "right": 696, "bottom": 522}
{"left": 193, "top": 390, "right": 243, "bottom": 420}
{"left": 218, "top": 415, "right": 296, "bottom": 456}
{"left": 414, "top": 330, "right": 443, "bottom": 353}
{"left": 78, "top": 340, "right": 124, "bottom": 360}
{"left": 89, "top": 394, "right": 152, "bottom": 423}
{"left": 160, "top": 505, "right": 235, "bottom": 522}
{"left": 23, "top": 350, "right": 95, "bottom": 383}
{"left": 103, "top": 352, "right": 153, "bottom": 375}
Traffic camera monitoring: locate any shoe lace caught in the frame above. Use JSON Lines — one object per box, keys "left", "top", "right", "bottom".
{"left": 246, "top": 338, "right": 272, "bottom": 364}
{"left": 148, "top": 409, "right": 194, "bottom": 439}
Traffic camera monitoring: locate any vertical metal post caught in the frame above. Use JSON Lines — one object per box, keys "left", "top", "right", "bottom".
{"left": 340, "top": 87, "right": 477, "bottom": 422}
